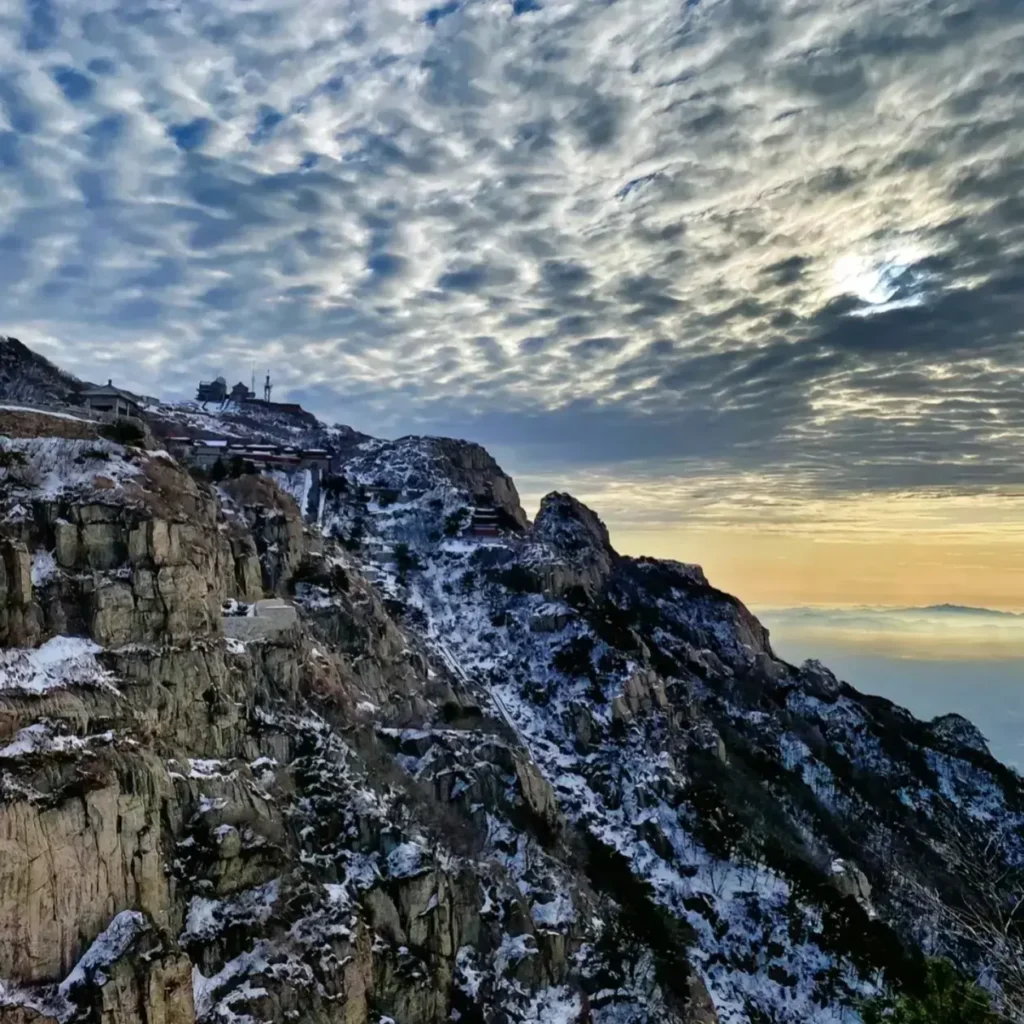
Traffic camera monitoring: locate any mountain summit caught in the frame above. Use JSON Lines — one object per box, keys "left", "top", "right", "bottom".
{"left": 0, "top": 342, "right": 1020, "bottom": 1024}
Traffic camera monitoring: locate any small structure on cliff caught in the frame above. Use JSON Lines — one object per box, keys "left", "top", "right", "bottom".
{"left": 196, "top": 376, "right": 228, "bottom": 406}
{"left": 82, "top": 380, "right": 142, "bottom": 419}
{"left": 222, "top": 598, "right": 298, "bottom": 641}
{"left": 467, "top": 505, "right": 500, "bottom": 537}
{"left": 167, "top": 438, "right": 332, "bottom": 474}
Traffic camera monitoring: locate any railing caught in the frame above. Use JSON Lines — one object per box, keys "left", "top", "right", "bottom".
{"left": 0, "top": 400, "right": 147, "bottom": 430}
{"left": 0, "top": 399, "right": 102, "bottom": 421}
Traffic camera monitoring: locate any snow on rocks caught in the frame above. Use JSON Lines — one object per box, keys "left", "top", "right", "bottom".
{"left": 183, "top": 880, "right": 280, "bottom": 943}
{"left": 187, "top": 758, "right": 236, "bottom": 780}
{"left": 386, "top": 841, "right": 429, "bottom": 879}
{"left": 530, "top": 893, "right": 576, "bottom": 930}
{"left": 519, "top": 985, "right": 582, "bottom": 1024}
{"left": 315, "top": 437, "right": 1024, "bottom": 1021}
{"left": 0, "top": 404, "right": 92, "bottom": 423}
{"left": 0, "top": 722, "right": 114, "bottom": 759}
{"left": 30, "top": 549, "right": 58, "bottom": 587}
{"left": 0, "top": 437, "right": 142, "bottom": 500}
{"left": 60, "top": 910, "right": 148, "bottom": 995}
{"left": 192, "top": 942, "right": 273, "bottom": 1020}
{"left": 0, "top": 911, "right": 149, "bottom": 1023}
{"left": 0, "top": 636, "right": 117, "bottom": 694}
{"left": 930, "top": 712, "right": 991, "bottom": 755}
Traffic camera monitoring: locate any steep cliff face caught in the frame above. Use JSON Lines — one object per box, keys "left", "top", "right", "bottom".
{"left": 316, "top": 435, "right": 1024, "bottom": 1022}
{"left": 338, "top": 436, "right": 529, "bottom": 531}
{"left": 0, "top": 396, "right": 1022, "bottom": 1024}
{"left": 0, "top": 412, "right": 692, "bottom": 1024}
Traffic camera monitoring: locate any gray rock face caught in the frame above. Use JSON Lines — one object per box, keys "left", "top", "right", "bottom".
{"left": 0, "top": 760, "right": 171, "bottom": 982}
{"left": 426, "top": 437, "right": 527, "bottom": 528}
{"left": 56, "top": 504, "right": 231, "bottom": 646}
{"left": 339, "top": 435, "right": 529, "bottom": 530}
{"left": 529, "top": 493, "right": 616, "bottom": 598}
{"left": 0, "top": 541, "right": 41, "bottom": 647}
{"left": 930, "top": 712, "right": 991, "bottom": 755}
{"left": 798, "top": 659, "right": 842, "bottom": 699}
{"left": 220, "top": 476, "right": 309, "bottom": 595}
{"left": 534, "top": 492, "right": 614, "bottom": 557}
{"left": 2, "top": 371, "right": 1022, "bottom": 1024}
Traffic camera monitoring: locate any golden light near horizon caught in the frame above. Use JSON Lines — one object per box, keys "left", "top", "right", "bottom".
{"left": 519, "top": 474, "right": 1024, "bottom": 612}
{"left": 614, "top": 528, "right": 1024, "bottom": 611}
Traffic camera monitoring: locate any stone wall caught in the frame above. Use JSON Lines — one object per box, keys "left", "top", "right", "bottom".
{"left": 223, "top": 599, "right": 299, "bottom": 641}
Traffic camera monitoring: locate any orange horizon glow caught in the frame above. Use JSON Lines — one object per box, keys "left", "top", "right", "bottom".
{"left": 611, "top": 526, "right": 1024, "bottom": 612}
{"left": 517, "top": 476, "right": 1024, "bottom": 614}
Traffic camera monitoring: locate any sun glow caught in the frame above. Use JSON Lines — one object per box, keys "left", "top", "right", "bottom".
{"left": 831, "top": 242, "right": 934, "bottom": 313}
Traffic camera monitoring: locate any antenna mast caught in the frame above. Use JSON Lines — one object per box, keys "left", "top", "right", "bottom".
{"left": 263, "top": 370, "right": 272, "bottom": 403}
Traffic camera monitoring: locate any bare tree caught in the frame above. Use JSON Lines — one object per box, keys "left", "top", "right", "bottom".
{"left": 893, "top": 815, "right": 1024, "bottom": 1023}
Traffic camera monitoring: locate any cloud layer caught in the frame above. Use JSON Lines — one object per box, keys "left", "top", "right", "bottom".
{"left": 2, "top": 0, "right": 1024, "bottom": 505}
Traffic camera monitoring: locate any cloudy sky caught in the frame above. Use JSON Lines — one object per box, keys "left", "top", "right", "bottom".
{"left": 3, "top": 0, "right": 1024, "bottom": 608}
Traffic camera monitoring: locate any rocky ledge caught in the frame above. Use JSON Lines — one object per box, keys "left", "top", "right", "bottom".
{"left": 0, "top": 394, "right": 1021, "bottom": 1024}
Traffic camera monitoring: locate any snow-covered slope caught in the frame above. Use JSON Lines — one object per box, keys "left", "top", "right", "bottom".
{"left": 313, "top": 434, "right": 1024, "bottom": 1023}
{"left": 1, "top": 345, "right": 1022, "bottom": 1024}
{"left": 149, "top": 399, "right": 368, "bottom": 451}
{"left": 0, "top": 337, "right": 85, "bottom": 407}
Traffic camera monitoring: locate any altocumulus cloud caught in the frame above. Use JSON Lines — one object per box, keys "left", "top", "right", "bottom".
{"left": 1, "top": 0, "right": 1024, "bottom": 506}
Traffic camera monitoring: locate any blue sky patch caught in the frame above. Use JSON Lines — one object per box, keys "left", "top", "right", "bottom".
{"left": 168, "top": 118, "right": 213, "bottom": 151}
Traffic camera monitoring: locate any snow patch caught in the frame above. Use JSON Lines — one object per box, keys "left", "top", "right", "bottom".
{"left": 0, "top": 723, "right": 113, "bottom": 759}
{"left": 61, "top": 910, "right": 147, "bottom": 994}
{"left": 30, "top": 550, "right": 58, "bottom": 587}
{"left": 0, "top": 637, "right": 116, "bottom": 694}
{"left": 387, "top": 841, "right": 428, "bottom": 878}
{"left": 0, "top": 437, "right": 142, "bottom": 499}
{"left": 530, "top": 893, "right": 576, "bottom": 929}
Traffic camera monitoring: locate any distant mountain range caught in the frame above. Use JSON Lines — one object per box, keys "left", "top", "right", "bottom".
{"left": 762, "top": 603, "right": 1024, "bottom": 620}
{"left": 916, "top": 603, "right": 1023, "bottom": 618}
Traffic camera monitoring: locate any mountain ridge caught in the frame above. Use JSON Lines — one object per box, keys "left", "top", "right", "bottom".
{"left": 0, "top": 336, "right": 89, "bottom": 407}
{"left": 0, "top": 339, "right": 1021, "bottom": 1024}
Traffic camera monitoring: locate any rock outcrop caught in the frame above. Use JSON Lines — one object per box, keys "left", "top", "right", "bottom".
{"left": 1, "top": 359, "right": 1022, "bottom": 1024}
{"left": 338, "top": 436, "right": 529, "bottom": 530}
{"left": 530, "top": 492, "right": 616, "bottom": 598}
{"left": 930, "top": 711, "right": 991, "bottom": 755}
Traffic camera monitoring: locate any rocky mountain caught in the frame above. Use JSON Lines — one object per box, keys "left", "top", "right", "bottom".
{"left": 147, "top": 401, "right": 366, "bottom": 452}
{"left": 0, "top": 338, "right": 85, "bottom": 408}
{"left": 0, "top": 350, "right": 1021, "bottom": 1024}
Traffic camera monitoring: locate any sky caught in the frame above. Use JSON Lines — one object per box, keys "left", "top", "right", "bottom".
{"left": 2, "top": 0, "right": 1024, "bottom": 610}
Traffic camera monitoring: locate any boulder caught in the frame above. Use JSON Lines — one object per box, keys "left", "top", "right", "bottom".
{"left": 514, "top": 756, "right": 563, "bottom": 835}
{"left": 799, "top": 659, "right": 842, "bottom": 700}
{"left": 831, "top": 859, "right": 873, "bottom": 907}
{"left": 531, "top": 493, "right": 617, "bottom": 598}
{"left": 930, "top": 712, "right": 991, "bottom": 756}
